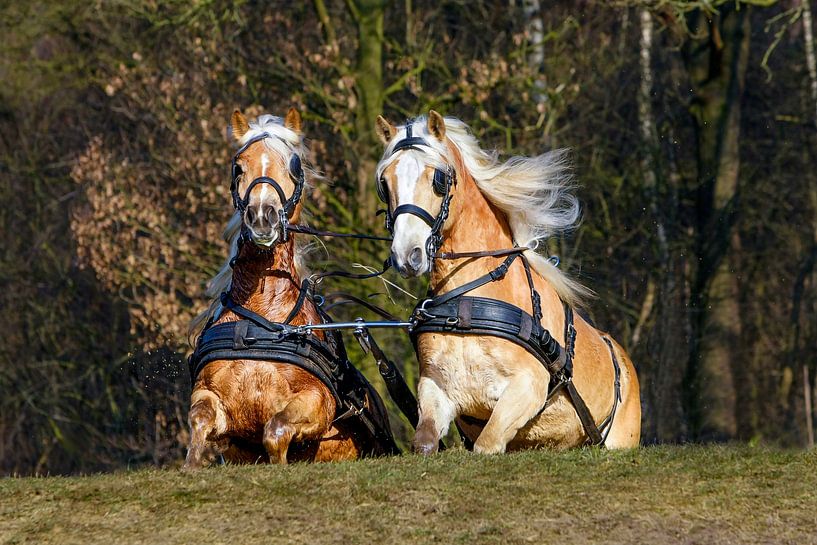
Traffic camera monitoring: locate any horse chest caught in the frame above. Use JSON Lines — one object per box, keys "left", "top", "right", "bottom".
{"left": 418, "top": 334, "right": 522, "bottom": 412}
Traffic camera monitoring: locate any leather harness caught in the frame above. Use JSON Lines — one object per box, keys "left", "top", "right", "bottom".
{"left": 380, "top": 123, "right": 622, "bottom": 446}
{"left": 188, "top": 293, "right": 398, "bottom": 453}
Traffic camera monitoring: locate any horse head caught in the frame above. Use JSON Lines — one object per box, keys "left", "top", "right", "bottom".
{"left": 230, "top": 108, "right": 305, "bottom": 247}
{"left": 374, "top": 111, "right": 455, "bottom": 277}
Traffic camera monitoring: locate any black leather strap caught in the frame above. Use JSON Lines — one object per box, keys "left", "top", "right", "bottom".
{"left": 423, "top": 252, "right": 520, "bottom": 309}
{"left": 221, "top": 292, "right": 287, "bottom": 332}
{"left": 597, "top": 337, "right": 622, "bottom": 442}
{"left": 391, "top": 136, "right": 430, "bottom": 153}
{"left": 564, "top": 381, "right": 603, "bottom": 445}
{"left": 392, "top": 204, "right": 436, "bottom": 227}
{"left": 190, "top": 320, "right": 341, "bottom": 402}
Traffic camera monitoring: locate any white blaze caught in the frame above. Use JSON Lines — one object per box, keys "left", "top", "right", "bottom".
{"left": 391, "top": 154, "right": 432, "bottom": 272}
{"left": 259, "top": 153, "right": 270, "bottom": 205}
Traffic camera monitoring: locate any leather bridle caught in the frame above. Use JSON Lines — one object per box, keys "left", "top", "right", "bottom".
{"left": 231, "top": 132, "right": 305, "bottom": 242}
{"left": 376, "top": 121, "right": 456, "bottom": 266}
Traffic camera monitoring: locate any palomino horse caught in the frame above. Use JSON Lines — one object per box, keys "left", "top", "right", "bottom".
{"left": 374, "top": 112, "right": 641, "bottom": 454}
{"left": 184, "top": 109, "right": 397, "bottom": 468}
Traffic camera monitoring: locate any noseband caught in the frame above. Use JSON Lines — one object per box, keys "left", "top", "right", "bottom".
{"left": 231, "top": 132, "right": 305, "bottom": 242}
{"left": 376, "top": 121, "right": 456, "bottom": 264}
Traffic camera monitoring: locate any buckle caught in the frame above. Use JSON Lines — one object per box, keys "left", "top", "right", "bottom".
{"left": 414, "top": 298, "right": 434, "bottom": 321}
{"left": 489, "top": 263, "right": 509, "bottom": 281}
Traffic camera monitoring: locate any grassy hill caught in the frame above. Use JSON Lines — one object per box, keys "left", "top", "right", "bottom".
{"left": 2, "top": 445, "right": 816, "bottom": 544}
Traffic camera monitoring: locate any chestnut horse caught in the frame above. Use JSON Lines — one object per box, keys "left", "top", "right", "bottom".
{"left": 184, "top": 109, "right": 396, "bottom": 468}
{"left": 374, "top": 112, "right": 641, "bottom": 454}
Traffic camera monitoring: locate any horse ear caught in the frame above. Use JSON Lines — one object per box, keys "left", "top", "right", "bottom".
{"left": 427, "top": 110, "right": 446, "bottom": 140}
{"left": 285, "top": 107, "right": 302, "bottom": 133}
{"left": 231, "top": 110, "right": 250, "bottom": 141}
{"left": 375, "top": 115, "right": 397, "bottom": 145}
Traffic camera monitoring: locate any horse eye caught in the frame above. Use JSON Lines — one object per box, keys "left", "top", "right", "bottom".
{"left": 233, "top": 165, "right": 244, "bottom": 180}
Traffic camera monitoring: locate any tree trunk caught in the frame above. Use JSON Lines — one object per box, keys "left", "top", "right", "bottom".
{"left": 638, "top": 9, "right": 688, "bottom": 443}
{"left": 524, "top": 0, "right": 546, "bottom": 106}
{"left": 351, "top": 0, "right": 389, "bottom": 222}
{"left": 789, "top": 0, "right": 817, "bottom": 446}
{"left": 683, "top": 7, "right": 751, "bottom": 441}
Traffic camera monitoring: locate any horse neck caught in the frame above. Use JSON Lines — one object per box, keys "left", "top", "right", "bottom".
{"left": 431, "top": 152, "right": 560, "bottom": 319}
{"left": 226, "top": 236, "right": 319, "bottom": 326}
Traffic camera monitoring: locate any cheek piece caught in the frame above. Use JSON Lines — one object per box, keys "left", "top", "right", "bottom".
{"left": 375, "top": 120, "right": 456, "bottom": 266}
{"left": 230, "top": 132, "right": 305, "bottom": 243}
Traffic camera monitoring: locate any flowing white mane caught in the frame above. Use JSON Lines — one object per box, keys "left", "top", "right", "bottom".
{"left": 376, "top": 115, "right": 590, "bottom": 305}
{"left": 189, "top": 115, "right": 316, "bottom": 343}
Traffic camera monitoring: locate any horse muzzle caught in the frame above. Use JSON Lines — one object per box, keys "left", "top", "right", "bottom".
{"left": 392, "top": 246, "right": 427, "bottom": 278}
{"left": 244, "top": 204, "right": 281, "bottom": 247}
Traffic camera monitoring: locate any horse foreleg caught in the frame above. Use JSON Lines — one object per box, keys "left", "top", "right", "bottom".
{"left": 413, "top": 376, "right": 455, "bottom": 456}
{"left": 183, "top": 391, "right": 225, "bottom": 470}
{"left": 263, "top": 390, "right": 331, "bottom": 464}
{"left": 474, "top": 369, "right": 548, "bottom": 454}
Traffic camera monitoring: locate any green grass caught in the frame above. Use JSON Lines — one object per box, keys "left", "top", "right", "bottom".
{"left": 1, "top": 445, "right": 816, "bottom": 544}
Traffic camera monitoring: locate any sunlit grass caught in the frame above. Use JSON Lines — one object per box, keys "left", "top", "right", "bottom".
{"left": 1, "top": 445, "right": 815, "bottom": 544}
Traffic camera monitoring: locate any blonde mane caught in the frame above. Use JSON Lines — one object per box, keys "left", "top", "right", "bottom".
{"left": 189, "top": 115, "right": 317, "bottom": 343}
{"left": 376, "top": 115, "right": 590, "bottom": 306}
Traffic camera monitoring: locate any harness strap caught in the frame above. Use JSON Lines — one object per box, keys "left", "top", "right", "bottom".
{"left": 322, "top": 293, "right": 401, "bottom": 322}
{"left": 436, "top": 247, "right": 528, "bottom": 260}
{"left": 283, "top": 279, "right": 311, "bottom": 325}
{"left": 392, "top": 204, "right": 436, "bottom": 227}
{"left": 564, "top": 381, "right": 603, "bottom": 445}
{"left": 285, "top": 223, "right": 392, "bottom": 242}
{"left": 520, "top": 254, "right": 543, "bottom": 323}
{"left": 422, "top": 252, "right": 520, "bottom": 309}
{"left": 221, "top": 292, "right": 287, "bottom": 332}
{"left": 311, "top": 257, "right": 392, "bottom": 283}
{"left": 597, "top": 337, "right": 623, "bottom": 443}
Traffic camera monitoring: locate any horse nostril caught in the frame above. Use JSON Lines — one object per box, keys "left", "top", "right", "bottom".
{"left": 409, "top": 247, "right": 423, "bottom": 270}
{"left": 245, "top": 207, "right": 257, "bottom": 225}
{"left": 265, "top": 207, "right": 277, "bottom": 227}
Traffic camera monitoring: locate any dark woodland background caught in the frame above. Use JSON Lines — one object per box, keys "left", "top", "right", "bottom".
{"left": 2, "top": 0, "right": 817, "bottom": 475}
